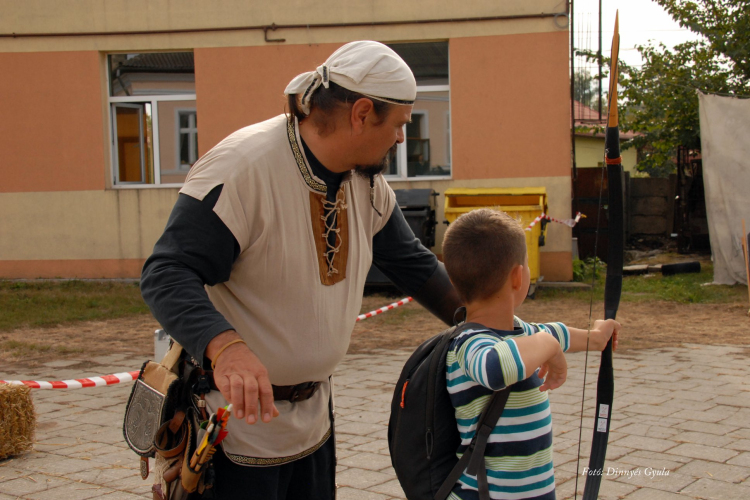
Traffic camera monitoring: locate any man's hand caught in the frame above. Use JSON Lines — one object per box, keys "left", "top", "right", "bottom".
{"left": 206, "top": 331, "right": 279, "bottom": 425}
{"left": 592, "top": 319, "right": 621, "bottom": 352}
{"left": 538, "top": 346, "right": 567, "bottom": 392}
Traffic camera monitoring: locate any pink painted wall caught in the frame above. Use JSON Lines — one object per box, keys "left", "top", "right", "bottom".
{"left": 0, "top": 51, "right": 105, "bottom": 192}
{"left": 450, "top": 32, "right": 571, "bottom": 180}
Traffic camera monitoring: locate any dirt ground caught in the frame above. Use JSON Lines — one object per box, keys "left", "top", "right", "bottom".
{"left": 1, "top": 293, "right": 749, "bottom": 372}
{"left": 349, "top": 295, "right": 750, "bottom": 353}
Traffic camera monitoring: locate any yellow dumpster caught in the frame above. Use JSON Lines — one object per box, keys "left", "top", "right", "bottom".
{"left": 444, "top": 188, "right": 548, "bottom": 292}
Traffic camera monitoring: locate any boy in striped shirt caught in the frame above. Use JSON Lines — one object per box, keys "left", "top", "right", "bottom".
{"left": 442, "top": 209, "right": 620, "bottom": 500}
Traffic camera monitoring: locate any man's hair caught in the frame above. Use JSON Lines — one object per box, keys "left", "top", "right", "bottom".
{"left": 287, "top": 81, "right": 393, "bottom": 135}
{"left": 442, "top": 208, "right": 527, "bottom": 304}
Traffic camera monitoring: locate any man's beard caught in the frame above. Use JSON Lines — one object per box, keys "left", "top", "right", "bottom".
{"left": 354, "top": 143, "right": 398, "bottom": 180}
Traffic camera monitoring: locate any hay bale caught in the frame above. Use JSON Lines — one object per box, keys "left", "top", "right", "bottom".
{"left": 0, "top": 383, "right": 36, "bottom": 459}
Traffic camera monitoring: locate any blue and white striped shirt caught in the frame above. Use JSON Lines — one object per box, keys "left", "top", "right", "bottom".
{"left": 446, "top": 317, "right": 570, "bottom": 500}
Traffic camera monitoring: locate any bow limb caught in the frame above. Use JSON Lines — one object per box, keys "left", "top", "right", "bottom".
{"left": 580, "top": 12, "right": 624, "bottom": 500}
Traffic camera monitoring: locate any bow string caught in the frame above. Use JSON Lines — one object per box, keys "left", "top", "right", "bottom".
{"left": 575, "top": 12, "right": 624, "bottom": 500}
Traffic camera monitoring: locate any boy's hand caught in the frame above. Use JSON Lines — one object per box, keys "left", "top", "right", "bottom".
{"left": 592, "top": 319, "right": 621, "bottom": 352}
{"left": 538, "top": 346, "right": 567, "bottom": 392}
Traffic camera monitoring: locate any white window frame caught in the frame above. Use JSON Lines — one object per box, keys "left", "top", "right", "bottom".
{"left": 173, "top": 108, "right": 198, "bottom": 172}
{"left": 385, "top": 84, "right": 452, "bottom": 181}
{"left": 108, "top": 94, "right": 197, "bottom": 189}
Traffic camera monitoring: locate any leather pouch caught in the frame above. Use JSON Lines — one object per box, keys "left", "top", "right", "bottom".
{"left": 152, "top": 409, "right": 194, "bottom": 500}
{"left": 123, "top": 342, "right": 184, "bottom": 458}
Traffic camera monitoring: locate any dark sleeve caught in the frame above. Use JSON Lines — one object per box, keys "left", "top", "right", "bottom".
{"left": 372, "top": 205, "right": 462, "bottom": 326}
{"left": 141, "top": 185, "right": 240, "bottom": 365}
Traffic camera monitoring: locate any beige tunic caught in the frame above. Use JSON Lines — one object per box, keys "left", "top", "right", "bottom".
{"left": 179, "top": 114, "right": 395, "bottom": 465}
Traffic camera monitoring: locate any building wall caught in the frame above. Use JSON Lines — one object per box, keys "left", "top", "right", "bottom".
{"left": 1, "top": 0, "right": 566, "bottom": 52}
{"left": 0, "top": 51, "right": 105, "bottom": 193}
{"left": 0, "top": 189, "right": 178, "bottom": 278}
{"left": 0, "top": 1, "right": 573, "bottom": 280}
{"left": 450, "top": 33, "right": 570, "bottom": 181}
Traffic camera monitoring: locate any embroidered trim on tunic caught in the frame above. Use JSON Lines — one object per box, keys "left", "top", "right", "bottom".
{"left": 320, "top": 197, "right": 347, "bottom": 277}
{"left": 286, "top": 119, "right": 327, "bottom": 193}
{"left": 310, "top": 190, "right": 349, "bottom": 286}
{"left": 224, "top": 427, "right": 332, "bottom": 467}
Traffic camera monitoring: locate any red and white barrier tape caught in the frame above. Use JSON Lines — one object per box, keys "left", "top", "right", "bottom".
{"left": 356, "top": 297, "right": 413, "bottom": 321}
{"left": 2, "top": 298, "right": 418, "bottom": 389}
{"left": 525, "top": 212, "right": 584, "bottom": 231}
{"left": 1, "top": 371, "right": 140, "bottom": 390}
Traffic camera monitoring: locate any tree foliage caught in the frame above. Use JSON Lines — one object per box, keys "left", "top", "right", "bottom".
{"left": 574, "top": 68, "right": 603, "bottom": 111}
{"left": 584, "top": 0, "right": 750, "bottom": 176}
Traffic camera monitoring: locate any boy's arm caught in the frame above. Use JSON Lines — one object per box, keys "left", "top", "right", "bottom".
{"left": 455, "top": 332, "right": 566, "bottom": 392}
{"left": 514, "top": 317, "right": 620, "bottom": 353}
{"left": 566, "top": 319, "right": 621, "bottom": 353}
{"left": 515, "top": 317, "right": 571, "bottom": 353}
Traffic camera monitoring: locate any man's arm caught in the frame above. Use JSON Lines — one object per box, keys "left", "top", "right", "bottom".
{"left": 372, "top": 205, "right": 462, "bottom": 325}
{"left": 141, "top": 185, "right": 238, "bottom": 364}
{"left": 141, "top": 185, "right": 276, "bottom": 424}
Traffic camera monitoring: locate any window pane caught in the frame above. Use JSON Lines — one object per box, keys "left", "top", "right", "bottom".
{"left": 158, "top": 101, "right": 198, "bottom": 183}
{"left": 114, "top": 104, "right": 154, "bottom": 183}
{"left": 109, "top": 52, "right": 195, "bottom": 97}
{"left": 384, "top": 148, "right": 399, "bottom": 176}
{"left": 387, "top": 42, "right": 449, "bottom": 86}
{"left": 179, "top": 133, "right": 190, "bottom": 167}
{"left": 407, "top": 91, "right": 451, "bottom": 178}
{"left": 386, "top": 42, "right": 451, "bottom": 178}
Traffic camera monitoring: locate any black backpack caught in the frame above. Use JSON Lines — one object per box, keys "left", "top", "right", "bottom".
{"left": 388, "top": 321, "right": 510, "bottom": 500}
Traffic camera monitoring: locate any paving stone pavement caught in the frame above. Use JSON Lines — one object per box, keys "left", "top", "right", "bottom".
{"left": 2, "top": 344, "right": 750, "bottom": 499}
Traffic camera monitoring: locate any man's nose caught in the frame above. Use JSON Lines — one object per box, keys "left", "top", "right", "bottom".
{"left": 396, "top": 126, "right": 405, "bottom": 144}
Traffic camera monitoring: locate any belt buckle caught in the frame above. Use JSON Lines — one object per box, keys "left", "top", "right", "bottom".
{"left": 289, "top": 386, "right": 301, "bottom": 402}
{"left": 289, "top": 381, "right": 319, "bottom": 402}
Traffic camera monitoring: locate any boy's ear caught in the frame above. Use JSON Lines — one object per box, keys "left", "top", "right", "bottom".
{"left": 510, "top": 264, "right": 523, "bottom": 291}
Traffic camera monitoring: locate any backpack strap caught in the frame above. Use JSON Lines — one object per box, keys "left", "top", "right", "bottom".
{"left": 434, "top": 388, "right": 510, "bottom": 500}
{"left": 434, "top": 323, "right": 512, "bottom": 500}
{"left": 466, "top": 388, "right": 511, "bottom": 499}
{"left": 425, "top": 325, "right": 460, "bottom": 460}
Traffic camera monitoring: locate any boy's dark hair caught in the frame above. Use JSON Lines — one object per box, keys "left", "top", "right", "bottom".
{"left": 287, "top": 81, "right": 393, "bottom": 136}
{"left": 442, "top": 208, "right": 527, "bottom": 304}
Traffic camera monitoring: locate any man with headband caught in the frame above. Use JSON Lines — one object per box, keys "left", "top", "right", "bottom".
{"left": 140, "top": 40, "right": 461, "bottom": 498}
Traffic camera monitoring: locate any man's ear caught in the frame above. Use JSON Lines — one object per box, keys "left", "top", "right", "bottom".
{"left": 350, "top": 98, "right": 375, "bottom": 132}
{"left": 509, "top": 264, "right": 523, "bottom": 291}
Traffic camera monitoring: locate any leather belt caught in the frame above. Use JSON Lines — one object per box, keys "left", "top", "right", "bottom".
{"left": 205, "top": 372, "right": 321, "bottom": 403}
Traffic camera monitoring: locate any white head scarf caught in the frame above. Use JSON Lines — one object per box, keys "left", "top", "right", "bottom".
{"left": 284, "top": 40, "right": 417, "bottom": 115}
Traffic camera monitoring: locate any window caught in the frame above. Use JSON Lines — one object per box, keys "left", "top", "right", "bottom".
{"left": 177, "top": 109, "right": 198, "bottom": 170}
{"left": 108, "top": 52, "right": 197, "bottom": 186}
{"left": 385, "top": 42, "right": 451, "bottom": 179}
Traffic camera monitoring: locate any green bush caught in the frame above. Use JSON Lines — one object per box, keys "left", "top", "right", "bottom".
{"left": 572, "top": 257, "right": 606, "bottom": 283}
